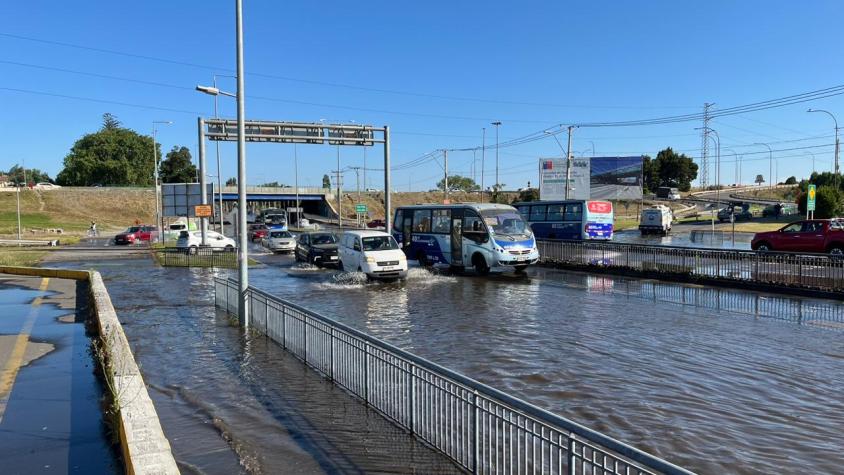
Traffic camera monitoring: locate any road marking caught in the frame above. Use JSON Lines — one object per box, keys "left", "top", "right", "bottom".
{"left": 0, "top": 277, "right": 49, "bottom": 423}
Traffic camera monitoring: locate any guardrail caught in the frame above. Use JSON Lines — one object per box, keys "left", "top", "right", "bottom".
{"left": 214, "top": 277, "right": 694, "bottom": 475}
{"left": 537, "top": 240, "right": 844, "bottom": 294}
{"left": 155, "top": 247, "right": 237, "bottom": 268}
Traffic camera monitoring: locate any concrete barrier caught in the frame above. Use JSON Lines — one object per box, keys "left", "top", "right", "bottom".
{"left": 0, "top": 266, "right": 179, "bottom": 474}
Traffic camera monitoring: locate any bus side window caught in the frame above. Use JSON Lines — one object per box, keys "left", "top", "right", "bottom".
{"left": 413, "top": 209, "right": 431, "bottom": 232}
{"left": 393, "top": 209, "right": 403, "bottom": 232}
{"left": 516, "top": 205, "right": 530, "bottom": 216}
{"left": 463, "top": 213, "right": 488, "bottom": 243}
{"left": 565, "top": 203, "right": 582, "bottom": 221}
{"left": 432, "top": 209, "right": 451, "bottom": 233}
{"left": 529, "top": 205, "right": 547, "bottom": 222}
{"left": 547, "top": 205, "right": 564, "bottom": 221}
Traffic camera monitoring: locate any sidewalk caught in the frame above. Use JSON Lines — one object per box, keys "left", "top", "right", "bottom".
{"left": 0, "top": 274, "right": 119, "bottom": 474}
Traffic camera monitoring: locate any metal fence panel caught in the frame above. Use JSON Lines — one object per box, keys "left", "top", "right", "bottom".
{"left": 537, "top": 240, "right": 844, "bottom": 293}
{"left": 216, "top": 278, "right": 693, "bottom": 475}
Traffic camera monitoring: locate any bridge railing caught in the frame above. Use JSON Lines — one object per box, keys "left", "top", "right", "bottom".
{"left": 155, "top": 247, "right": 237, "bottom": 268}
{"left": 537, "top": 240, "right": 844, "bottom": 293}
{"left": 214, "top": 277, "right": 694, "bottom": 475}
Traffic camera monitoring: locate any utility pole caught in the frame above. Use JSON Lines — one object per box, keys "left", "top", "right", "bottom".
{"left": 565, "top": 125, "right": 574, "bottom": 200}
{"left": 700, "top": 103, "right": 713, "bottom": 188}
{"left": 235, "top": 0, "right": 249, "bottom": 327}
{"left": 363, "top": 147, "right": 367, "bottom": 192}
{"left": 16, "top": 183, "right": 21, "bottom": 242}
{"left": 336, "top": 145, "right": 342, "bottom": 229}
{"left": 481, "top": 127, "right": 486, "bottom": 202}
{"left": 294, "top": 145, "right": 300, "bottom": 227}
{"left": 443, "top": 149, "right": 449, "bottom": 202}
{"left": 492, "top": 121, "right": 502, "bottom": 196}
{"left": 349, "top": 166, "right": 362, "bottom": 227}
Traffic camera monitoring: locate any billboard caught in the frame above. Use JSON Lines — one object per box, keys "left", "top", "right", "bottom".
{"left": 162, "top": 183, "right": 214, "bottom": 217}
{"left": 540, "top": 157, "right": 642, "bottom": 200}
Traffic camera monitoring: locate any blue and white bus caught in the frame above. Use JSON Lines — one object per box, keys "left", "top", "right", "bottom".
{"left": 392, "top": 203, "right": 539, "bottom": 274}
{"left": 513, "top": 200, "right": 614, "bottom": 240}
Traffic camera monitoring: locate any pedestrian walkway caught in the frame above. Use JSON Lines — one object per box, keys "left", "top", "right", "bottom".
{"left": 0, "top": 274, "right": 119, "bottom": 474}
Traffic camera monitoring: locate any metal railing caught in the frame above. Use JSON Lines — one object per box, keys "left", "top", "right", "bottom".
{"left": 156, "top": 247, "right": 237, "bottom": 268}
{"left": 214, "top": 277, "right": 694, "bottom": 475}
{"left": 538, "top": 240, "right": 844, "bottom": 294}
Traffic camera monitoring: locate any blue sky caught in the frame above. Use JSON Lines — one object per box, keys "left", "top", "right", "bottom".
{"left": 2, "top": 1, "right": 843, "bottom": 190}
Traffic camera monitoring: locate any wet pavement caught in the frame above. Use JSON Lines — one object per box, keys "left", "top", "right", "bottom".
{"left": 0, "top": 274, "right": 119, "bottom": 474}
{"left": 48, "top": 244, "right": 844, "bottom": 475}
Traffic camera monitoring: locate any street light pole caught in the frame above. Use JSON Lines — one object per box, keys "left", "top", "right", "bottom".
{"left": 481, "top": 127, "right": 486, "bottom": 202}
{"left": 697, "top": 127, "right": 720, "bottom": 231}
{"left": 235, "top": 0, "right": 249, "bottom": 327}
{"left": 294, "top": 144, "right": 300, "bottom": 227}
{"left": 808, "top": 108, "right": 840, "bottom": 184}
{"left": 754, "top": 142, "right": 773, "bottom": 189}
{"left": 152, "top": 120, "right": 172, "bottom": 242}
{"left": 443, "top": 149, "right": 449, "bottom": 202}
{"left": 336, "top": 145, "right": 342, "bottom": 229}
{"left": 491, "top": 121, "right": 501, "bottom": 197}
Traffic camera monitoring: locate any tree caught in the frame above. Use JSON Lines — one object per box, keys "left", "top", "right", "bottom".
{"left": 159, "top": 146, "right": 197, "bottom": 183}
{"left": 641, "top": 155, "right": 660, "bottom": 193}
{"left": 436, "top": 175, "right": 480, "bottom": 192}
{"left": 513, "top": 187, "right": 539, "bottom": 203}
{"left": 797, "top": 186, "right": 843, "bottom": 218}
{"left": 225, "top": 177, "right": 237, "bottom": 186}
{"left": 784, "top": 176, "right": 798, "bottom": 185}
{"left": 56, "top": 113, "right": 157, "bottom": 186}
{"left": 799, "top": 172, "right": 843, "bottom": 192}
{"left": 258, "top": 181, "right": 287, "bottom": 187}
{"left": 322, "top": 174, "right": 331, "bottom": 189}
{"left": 6, "top": 165, "right": 51, "bottom": 185}
{"left": 653, "top": 147, "right": 698, "bottom": 192}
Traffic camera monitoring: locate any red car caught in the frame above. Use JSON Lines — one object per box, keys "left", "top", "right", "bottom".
{"left": 248, "top": 224, "right": 269, "bottom": 242}
{"left": 114, "top": 225, "right": 159, "bottom": 245}
{"left": 367, "top": 219, "right": 386, "bottom": 229}
{"left": 751, "top": 219, "right": 844, "bottom": 255}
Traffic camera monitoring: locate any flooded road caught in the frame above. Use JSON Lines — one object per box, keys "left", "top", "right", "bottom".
{"left": 72, "top": 247, "right": 844, "bottom": 475}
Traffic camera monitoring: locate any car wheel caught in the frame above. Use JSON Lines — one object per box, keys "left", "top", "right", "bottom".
{"left": 417, "top": 251, "right": 431, "bottom": 267}
{"left": 338, "top": 260, "right": 345, "bottom": 271}
{"left": 473, "top": 254, "right": 490, "bottom": 276}
{"left": 756, "top": 242, "right": 772, "bottom": 252}
{"left": 188, "top": 246, "right": 198, "bottom": 255}
{"left": 829, "top": 245, "right": 844, "bottom": 257}
{"left": 225, "top": 245, "right": 235, "bottom": 252}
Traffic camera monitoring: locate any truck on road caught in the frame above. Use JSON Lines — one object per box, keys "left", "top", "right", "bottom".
{"left": 638, "top": 205, "right": 673, "bottom": 235}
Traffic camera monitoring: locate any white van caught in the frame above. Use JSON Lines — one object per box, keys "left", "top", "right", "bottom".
{"left": 339, "top": 230, "right": 407, "bottom": 280}
{"left": 639, "top": 205, "right": 673, "bottom": 235}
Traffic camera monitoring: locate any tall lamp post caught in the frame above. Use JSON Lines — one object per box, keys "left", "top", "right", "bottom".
{"left": 196, "top": 85, "right": 236, "bottom": 242}
{"left": 544, "top": 128, "right": 573, "bottom": 199}
{"left": 754, "top": 142, "right": 773, "bottom": 189}
{"left": 480, "top": 127, "right": 486, "bottom": 202}
{"left": 807, "top": 108, "right": 839, "bottom": 180}
{"left": 697, "top": 127, "right": 720, "bottom": 231}
{"left": 211, "top": 74, "right": 236, "bottom": 235}
{"left": 152, "top": 120, "right": 172, "bottom": 241}
{"left": 491, "top": 121, "right": 501, "bottom": 196}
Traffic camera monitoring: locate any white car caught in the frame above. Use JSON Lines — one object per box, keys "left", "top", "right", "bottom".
{"left": 339, "top": 230, "right": 407, "bottom": 280}
{"left": 262, "top": 230, "right": 296, "bottom": 253}
{"left": 176, "top": 230, "right": 236, "bottom": 254}
{"left": 35, "top": 182, "right": 60, "bottom": 190}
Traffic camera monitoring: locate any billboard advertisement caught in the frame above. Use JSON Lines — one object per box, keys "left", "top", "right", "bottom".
{"left": 539, "top": 157, "right": 642, "bottom": 200}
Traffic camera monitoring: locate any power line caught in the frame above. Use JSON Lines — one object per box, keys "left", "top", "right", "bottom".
{"left": 0, "top": 86, "right": 203, "bottom": 115}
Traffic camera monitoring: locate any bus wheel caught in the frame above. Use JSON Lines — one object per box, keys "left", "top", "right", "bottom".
{"left": 417, "top": 252, "right": 431, "bottom": 268}
{"left": 514, "top": 265, "right": 528, "bottom": 274}
{"left": 473, "top": 254, "right": 490, "bottom": 276}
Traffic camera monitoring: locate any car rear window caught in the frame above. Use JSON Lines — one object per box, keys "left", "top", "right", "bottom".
{"left": 270, "top": 231, "right": 292, "bottom": 238}
{"left": 311, "top": 234, "right": 336, "bottom": 245}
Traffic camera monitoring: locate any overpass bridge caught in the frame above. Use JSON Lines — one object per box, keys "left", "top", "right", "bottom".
{"left": 213, "top": 186, "right": 337, "bottom": 219}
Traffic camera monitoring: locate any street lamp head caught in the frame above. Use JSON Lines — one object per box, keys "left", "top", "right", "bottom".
{"left": 807, "top": 108, "right": 815, "bottom": 112}
{"left": 196, "top": 85, "right": 220, "bottom": 96}
{"left": 153, "top": 120, "right": 173, "bottom": 125}
{"left": 491, "top": 121, "right": 502, "bottom": 126}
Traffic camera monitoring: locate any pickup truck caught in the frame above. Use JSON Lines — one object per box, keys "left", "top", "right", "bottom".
{"left": 751, "top": 219, "right": 844, "bottom": 255}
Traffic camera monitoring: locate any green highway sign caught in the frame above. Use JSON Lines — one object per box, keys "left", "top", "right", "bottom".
{"left": 807, "top": 184, "right": 816, "bottom": 212}
{"left": 355, "top": 204, "right": 368, "bottom": 213}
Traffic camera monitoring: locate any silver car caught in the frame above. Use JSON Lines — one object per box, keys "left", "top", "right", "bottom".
{"left": 262, "top": 230, "right": 296, "bottom": 254}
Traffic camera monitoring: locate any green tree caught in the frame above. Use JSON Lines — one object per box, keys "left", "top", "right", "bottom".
{"left": 641, "top": 155, "right": 660, "bottom": 193}
{"left": 7, "top": 165, "right": 51, "bottom": 185}
{"left": 799, "top": 172, "right": 843, "bottom": 192}
{"left": 159, "top": 146, "right": 197, "bottom": 183}
{"left": 784, "top": 176, "right": 798, "bottom": 185}
{"left": 225, "top": 177, "right": 237, "bottom": 186}
{"left": 512, "top": 187, "right": 539, "bottom": 203}
{"left": 436, "top": 175, "right": 480, "bottom": 192}
{"left": 797, "top": 186, "right": 843, "bottom": 218}
{"left": 56, "top": 113, "right": 157, "bottom": 186}
{"left": 653, "top": 147, "right": 698, "bottom": 192}
{"left": 322, "top": 174, "right": 331, "bottom": 189}
{"left": 258, "top": 181, "right": 287, "bottom": 187}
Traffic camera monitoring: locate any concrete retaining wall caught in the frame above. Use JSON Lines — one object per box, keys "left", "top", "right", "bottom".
{"left": 0, "top": 266, "right": 179, "bottom": 474}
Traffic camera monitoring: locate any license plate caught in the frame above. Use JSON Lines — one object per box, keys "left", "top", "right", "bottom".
{"left": 329, "top": 256, "right": 338, "bottom": 260}
{"left": 381, "top": 266, "right": 395, "bottom": 271}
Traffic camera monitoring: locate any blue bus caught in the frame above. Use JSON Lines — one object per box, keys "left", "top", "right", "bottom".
{"left": 514, "top": 200, "right": 614, "bottom": 240}
{"left": 393, "top": 203, "right": 539, "bottom": 274}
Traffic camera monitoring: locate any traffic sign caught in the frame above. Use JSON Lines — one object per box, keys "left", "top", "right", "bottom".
{"left": 355, "top": 204, "right": 367, "bottom": 213}
{"left": 807, "top": 184, "right": 817, "bottom": 212}
{"left": 194, "top": 204, "right": 213, "bottom": 217}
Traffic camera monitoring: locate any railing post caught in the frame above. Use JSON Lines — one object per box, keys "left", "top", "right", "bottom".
{"left": 330, "top": 327, "right": 335, "bottom": 381}
{"left": 798, "top": 258, "right": 803, "bottom": 286}
{"left": 304, "top": 316, "right": 308, "bottom": 363}
{"left": 264, "top": 296, "right": 269, "bottom": 331}
{"left": 472, "top": 390, "right": 479, "bottom": 473}
{"left": 408, "top": 363, "right": 415, "bottom": 433}
{"left": 567, "top": 432, "right": 576, "bottom": 475}
{"left": 281, "top": 304, "right": 287, "bottom": 349}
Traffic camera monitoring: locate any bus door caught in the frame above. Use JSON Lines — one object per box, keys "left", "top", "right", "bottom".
{"left": 451, "top": 209, "right": 464, "bottom": 266}
{"left": 402, "top": 214, "right": 413, "bottom": 254}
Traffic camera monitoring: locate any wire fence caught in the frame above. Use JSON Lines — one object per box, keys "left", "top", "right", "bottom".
{"left": 155, "top": 247, "right": 237, "bottom": 268}
{"left": 538, "top": 240, "right": 844, "bottom": 294}
{"left": 214, "top": 277, "right": 694, "bottom": 475}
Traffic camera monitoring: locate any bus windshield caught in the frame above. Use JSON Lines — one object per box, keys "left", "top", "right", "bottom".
{"left": 480, "top": 209, "right": 530, "bottom": 237}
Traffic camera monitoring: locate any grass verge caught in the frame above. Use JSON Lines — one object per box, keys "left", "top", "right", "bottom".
{"left": 0, "top": 250, "right": 46, "bottom": 266}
